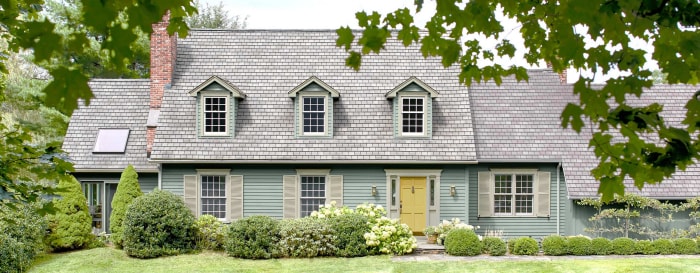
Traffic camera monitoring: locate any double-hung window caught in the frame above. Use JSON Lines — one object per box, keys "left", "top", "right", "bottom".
{"left": 493, "top": 174, "right": 534, "bottom": 216}
{"left": 299, "top": 176, "right": 326, "bottom": 217}
{"left": 401, "top": 96, "right": 425, "bottom": 135}
{"left": 203, "top": 96, "right": 228, "bottom": 135}
{"left": 302, "top": 96, "right": 325, "bottom": 134}
{"left": 200, "top": 174, "right": 227, "bottom": 219}
{"left": 386, "top": 78, "right": 438, "bottom": 138}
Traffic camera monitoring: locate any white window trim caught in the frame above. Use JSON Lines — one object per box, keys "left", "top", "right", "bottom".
{"left": 296, "top": 169, "right": 330, "bottom": 217}
{"left": 398, "top": 93, "right": 428, "bottom": 137}
{"left": 200, "top": 91, "right": 231, "bottom": 137}
{"left": 196, "top": 169, "right": 231, "bottom": 221}
{"left": 491, "top": 169, "right": 537, "bottom": 217}
{"left": 297, "top": 92, "right": 330, "bottom": 137}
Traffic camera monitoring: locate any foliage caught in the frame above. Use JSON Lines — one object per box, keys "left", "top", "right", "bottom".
{"left": 578, "top": 194, "right": 677, "bottom": 239}
{"left": 110, "top": 165, "right": 143, "bottom": 249}
{"left": 186, "top": 0, "right": 247, "bottom": 29}
{"left": 194, "top": 215, "right": 227, "bottom": 251}
{"left": 436, "top": 218, "right": 477, "bottom": 245}
{"left": 511, "top": 237, "right": 539, "bottom": 256}
{"left": 46, "top": 176, "right": 93, "bottom": 251}
{"left": 635, "top": 240, "right": 657, "bottom": 255}
{"left": 277, "top": 218, "right": 336, "bottom": 258}
{"left": 341, "top": 0, "right": 700, "bottom": 201}
{"left": 444, "top": 228, "right": 482, "bottom": 256}
{"left": 0, "top": 202, "right": 48, "bottom": 272}
{"left": 122, "top": 190, "right": 196, "bottom": 258}
{"left": 423, "top": 226, "right": 437, "bottom": 236}
{"left": 652, "top": 239, "right": 675, "bottom": 255}
{"left": 310, "top": 201, "right": 355, "bottom": 219}
{"left": 482, "top": 236, "right": 506, "bottom": 256}
{"left": 542, "top": 235, "right": 568, "bottom": 256}
{"left": 673, "top": 238, "right": 698, "bottom": 255}
{"left": 591, "top": 237, "right": 612, "bottom": 255}
{"left": 611, "top": 238, "right": 636, "bottom": 255}
{"left": 354, "top": 202, "right": 387, "bottom": 222}
{"left": 225, "top": 215, "right": 280, "bottom": 259}
{"left": 363, "top": 216, "right": 417, "bottom": 255}
{"left": 567, "top": 236, "right": 593, "bottom": 256}
{"left": 329, "top": 213, "right": 370, "bottom": 257}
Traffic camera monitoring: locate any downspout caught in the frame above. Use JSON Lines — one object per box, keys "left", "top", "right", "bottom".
{"left": 556, "top": 161, "right": 561, "bottom": 235}
{"left": 157, "top": 164, "right": 162, "bottom": 190}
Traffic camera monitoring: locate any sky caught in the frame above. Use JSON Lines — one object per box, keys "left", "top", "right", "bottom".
{"left": 204, "top": 0, "right": 659, "bottom": 83}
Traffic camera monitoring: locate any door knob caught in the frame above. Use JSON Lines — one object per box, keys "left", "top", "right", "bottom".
{"left": 412, "top": 186, "right": 414, "bottom": 193}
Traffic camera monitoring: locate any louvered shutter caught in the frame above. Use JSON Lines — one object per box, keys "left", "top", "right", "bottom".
{"left": 328, "top": 175, "right": 343, "bottom": 206}
{"left": 283, "top": 175, "right": 298, "bottom": 219}
{"left": 536, "top": 172, "right": 551, "bottom": 217}
{"left": 183, "top": 175, "right": 198, "bottom": 216}
{"left": 477, "top": 172, "right": 493, "bottom": 217}
{"left": 228, "top": 175, "right": 244, "bottom": 221}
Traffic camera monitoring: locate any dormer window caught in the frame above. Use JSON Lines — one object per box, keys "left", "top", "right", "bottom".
{"left": 289, "top": 76, "right": 340, "bottom": 138}
{"left": 189, "top": 76, "right": 246, "bottom": 137}
{"left": 386, "top": 77, "right": 439, "bottom": 138}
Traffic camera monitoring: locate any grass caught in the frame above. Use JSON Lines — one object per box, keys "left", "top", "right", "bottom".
{"left": 29, "top": 247, "right": 700, "bottom": 273}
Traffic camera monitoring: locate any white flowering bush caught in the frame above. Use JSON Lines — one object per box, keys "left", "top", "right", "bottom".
{"left": 436, "top": 218, "right": 479, "bottom": 245}
{"left": 364, "top": 217, "right": 417, "bottom": 255}
{"left": 309, "top": 201, "right": 354, "bottom": 219}
{"left": 355, "top": 203, "right": 386, "bottom": 222}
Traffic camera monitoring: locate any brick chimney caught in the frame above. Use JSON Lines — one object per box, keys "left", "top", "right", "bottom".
{"left": 147, "top": 11, "right": 176, "bottom": 154}
{"left": 546, "top": 62, "right": 567, "bottom": 84}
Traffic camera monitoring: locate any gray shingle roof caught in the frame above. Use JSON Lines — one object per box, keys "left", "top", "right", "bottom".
{"left": 469, "top": 71, "right": 700, "bottom": 198}
{"left": 62, "top": 79, "right": 157, "bottom": 172}
{"left": 150, "top": 30, "right": 477, "bottom": 162}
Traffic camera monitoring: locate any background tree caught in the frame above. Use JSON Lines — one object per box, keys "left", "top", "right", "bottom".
{"left": 110, "top": 165, "right": 143, "bottom": 248}
{"left": 186, "top": 0, "right": 247, "bottom": 29}
{"left": 46, "top": 175, "right": 93, "bottom": 251}
{"left": 339, "top": 0, "right": 700, "bottom": 201}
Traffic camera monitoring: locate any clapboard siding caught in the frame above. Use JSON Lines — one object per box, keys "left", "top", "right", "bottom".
{"left": 74, "top": 172, "right": 158, "bottom": 193}
{"left": 439, "top": 166, "right": 468, "bottom": 220}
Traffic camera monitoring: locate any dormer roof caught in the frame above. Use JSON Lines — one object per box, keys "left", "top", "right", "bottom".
{"left": 288, "top": 76, "right": 340, "bottom": 98}
{"left": 188, "top": 76, "right": 246, "bottom": 98}
{"left": 385, "top": 76, "right": 439, "bottom": 98}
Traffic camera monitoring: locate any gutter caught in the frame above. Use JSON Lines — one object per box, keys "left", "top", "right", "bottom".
{"left": 478, "top": 158, "right": 563, "bottom": 163}
{"left": 148, "top": 159, "right": 479, "bottom": 165}
{"left": 73, "top": 168, "right": 158, "bottom": 173}
{"left": 557, "top": 161, "right": 561, "bottom": 235}
{"left": 157, "top": 164, "right": 162, "bottom": 190}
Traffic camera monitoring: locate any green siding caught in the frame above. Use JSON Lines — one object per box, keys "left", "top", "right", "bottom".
{"left": 236, "top": 167, "right": 292, "bottom": 218}
{"left": 439, "top": 166, "right": 468, "bottom": 220}
{"left": 74, "top": 172, "right": 158, "bottom": 193}
{"left": 468, "top": 164, "right": 567, "bottom": 239}
{"left": 328, "top": 166, "right": 386, "bottom": 207}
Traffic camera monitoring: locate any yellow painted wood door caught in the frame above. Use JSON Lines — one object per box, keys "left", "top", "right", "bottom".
{"left": 399, "top": 177, "right": 427, "bottom": 234}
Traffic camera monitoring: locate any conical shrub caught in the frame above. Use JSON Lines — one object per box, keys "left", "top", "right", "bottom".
{"left": 110, "top": 165, "right": 143, "bottom": 248}
{"left": 46, "top": 176, "right": 93, "bottom": 251}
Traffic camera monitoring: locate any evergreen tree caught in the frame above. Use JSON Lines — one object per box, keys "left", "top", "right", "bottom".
{"left": 46, "top": 176, "right": 93, "bottom": 251}
{"left": 110, "top": 165, "right": 143, "bottom": 248}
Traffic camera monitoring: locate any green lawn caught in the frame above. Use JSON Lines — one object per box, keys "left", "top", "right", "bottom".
{"left": 29, "top": 247, "right": 700, "bottom": 273}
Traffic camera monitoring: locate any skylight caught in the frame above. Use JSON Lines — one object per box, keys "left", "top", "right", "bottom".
{"left": 93, "top": 129, "right": 130, "bottom": 153}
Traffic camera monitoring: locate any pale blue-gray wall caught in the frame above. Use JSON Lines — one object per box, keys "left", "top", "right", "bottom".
{"left": 74, "top": 172, "right": 158, "bottom": 193}
{"left": 467, "top": 163, "right": 567, "bottom": 239}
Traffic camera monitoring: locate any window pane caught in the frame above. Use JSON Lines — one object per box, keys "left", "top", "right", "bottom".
{"left": 515, "top": 195, "right": 533, "bottom": 213}
{"left": 494, "top": 175, "right": 512, "bottom": 194}
{"left": 516, "top": 175, "right": 533, "bottom": 194}
{"left": 201, "top": 175, "right": 226, "bottom": 219}
{"left": 300, "top": 176, "right": 326, "bottom": 217}
{"left": 302, "top": 97, "right": 325, "bottom": 133}
{"left": 494, "top": 195, "right": 511, "bottom": 213}
{"left": 93, "top": 129, "right": 130, "bottom": 153}
{"left": 401, "top": 97, "right": 424, "bottom": 134}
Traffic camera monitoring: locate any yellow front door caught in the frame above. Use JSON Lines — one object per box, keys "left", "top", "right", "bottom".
{"left": 399, "top": 177, "right": 427, "bottom": 235}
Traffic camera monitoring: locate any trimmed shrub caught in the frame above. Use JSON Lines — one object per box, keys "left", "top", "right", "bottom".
{"left": 673, "top": 238, "right": 698, "bottom": 254}
{"left": 567, "top": 236, "right": 593, "bottom": 256}
{"left": 542, "top": 235, "right": 568, "bottom": 256}
{"left": 635, "top": 240, "right": 657, "bottom": 255}
{"left": 511, "top": 237, "right": 539, "bottom": 256}
{"left": 110, "top": 165, "right": 143, "bottom": 248}
{"left": 444, "top": 229, "right": 482, "bottom": 256}
{"left": 277, "top": 218, "right": 336, "bottom": 258}
{"left": 46, "top": 176, "right": 93, "bottom": 251}
{"left": 195, "top": 215, "right": 227, "bottom": 251}
{"left": 0, "top": 203, "right": 47, "bottom": 273}
{"left": 507, "top": 238, "right": 516, "bottom": 254}
{"left": 329, "top": 213, "right": 370, "bottom": 257}
{"left": 591, "top": 237, "right": 612, "bottom": 255}
{"left": 652, "top": 238, "right": 674, "bottom": 255}
{"left": 122, "top": 190, "right": 196, "bottom": 258}
{"left": 364, "top": 216, "right": 417, "bottom": 255}
{"left": 482, "top": 237, "right": 506, "bottom": 256}
{"left": 226, "top": 216, "right": 280, "bottom": 259}
{"left": 611, "top": 238, "right": 636, "bottom": 255}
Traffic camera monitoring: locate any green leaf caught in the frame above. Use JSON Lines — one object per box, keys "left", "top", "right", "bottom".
{"left": 336, "top": 27, "right": 355, "bottom": 51}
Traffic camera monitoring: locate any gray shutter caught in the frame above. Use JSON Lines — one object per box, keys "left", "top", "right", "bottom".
{"left": 477, "top": 172, "right": 493, "bottom": 217}
{"left": 536, "top": 171, "right": 551, "bottom": 217}
{"left": 228, "top": 175, "right": 244, "bottom": 221}
{"left": 328, "top": 175, "right": 343, "bottom": 206}
{"left": 283, "top": 175, "right": 298, "bottom": 219}
{"left": 183, "top": 175, "right": 198, "bottom": 216}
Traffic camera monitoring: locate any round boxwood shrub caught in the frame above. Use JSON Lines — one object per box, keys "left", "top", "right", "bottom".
{"left": 567, "top": 236, "right": 593, "bottom": 255}
{"left": 46, "top": 176, "right": 93, "bottom": 251}
{"left": 591, "top": 237, "right": 612, "bottom": 255}
{"left": 512, "top": 237, "right": 539, "bottom": 255}
{"left": 611, "top": 238, "right": 636, "bottom": 255}
{"left": 444, "top": 229, "right": 483, "bottom": 256}
{"left": 226, "top": 215, "right": 280, "bottom": 259}
{"left": 195, "top": 215, "right": 227, "bottom": 251}
{"left": 652, "top": 238, "right": 674, "bottom": 255}
{"left": 329, "top": 213, "right": 370, "bottom": 257}
{"left": 122, "top": 190, "right": 196, "bottom": 258}
{"left": 110, "top": 165, "right": 143, "bottom": 248}
{"left": 542, "top": 235, "right": 568, "bottom": 256}
{"left": 482, "top": 237, "right": 506, "bottom": 256}
{"left": 635, "top": 240, "right": 657, "bottom": 255}
{"left": 277, "top": 218, "right": 336, "bottom": 258}
{"left": 673, "top": 238, "right": 698, "bottom": 254}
